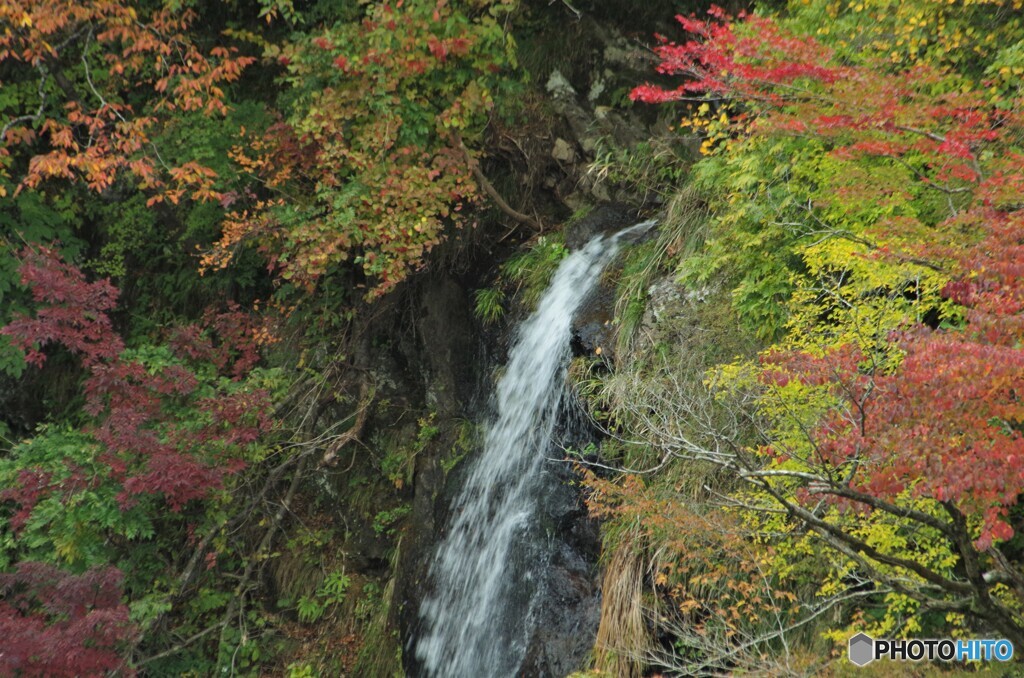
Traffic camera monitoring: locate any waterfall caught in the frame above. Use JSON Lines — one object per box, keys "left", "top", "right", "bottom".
{"left": 413, "top": 222, "right": 655, "bottom": 677}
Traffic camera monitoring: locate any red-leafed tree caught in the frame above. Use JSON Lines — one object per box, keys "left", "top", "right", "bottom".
{"left": 1, "top": 247, "right": 272, "bottom": 513}
{"left": 2, "top": 246, "right": 124, "bottom": 367}
{"left": 0, "top": 562, "right": 135, "bottom": 677}
{"left": 0, "top": 245, "right": 280, "bottom": 672}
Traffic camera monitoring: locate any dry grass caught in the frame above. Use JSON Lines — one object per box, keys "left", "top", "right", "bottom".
{"left": 594, "top": 525, "right": 650, "bottom": 678}
{"left": 270, "top": 551, "right": 324, "bottom": 607}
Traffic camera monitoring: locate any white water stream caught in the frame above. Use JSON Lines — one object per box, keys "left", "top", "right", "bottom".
{"left": 414, "top": 222, "right": 654, "bottom": 677}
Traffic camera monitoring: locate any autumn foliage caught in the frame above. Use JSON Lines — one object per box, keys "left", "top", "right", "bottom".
{"left": 0, "top": 562, "right": 134, "bottom": 677}
{"left": 201, "top": 0, "right": 516, "bottom": 297}
{"left": 0, "top": 243, "right": 283, "bottom": 672}
{"left": 610, "top": 0, "right": 1024, "bottom": 662}
{"left": 0, "top": 0, "right": 519, "bottom": 672}
{"left": 636, "top": 2, "right": 1024, "bottom": 542}
{"left": 2, "top": 248, "right": 272, "bottom": 514}
{"left": 1, "top": 247, "right": 123, "bottom": 367}
{"left": 0, "top": 0, "right": 254, "bottom": 201}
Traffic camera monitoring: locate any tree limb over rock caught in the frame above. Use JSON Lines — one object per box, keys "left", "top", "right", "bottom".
{"left": 453, "top": 132, "right": 544, "bottom": 233}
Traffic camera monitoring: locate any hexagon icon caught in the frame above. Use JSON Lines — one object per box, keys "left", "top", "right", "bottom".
{"left": 849, "top": 632, "right": 875, "bottom": 666}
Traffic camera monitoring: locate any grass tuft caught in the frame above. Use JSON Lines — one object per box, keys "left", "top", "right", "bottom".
{"left": 594, "top": 526, "right": 649, "bottom": 678}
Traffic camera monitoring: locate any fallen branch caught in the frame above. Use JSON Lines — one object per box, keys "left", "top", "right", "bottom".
{"left": 321, "top": 379, "right": 375, "bottom": 466}
{"left": 453, "top": 132, "right": 543, "bottom": 232}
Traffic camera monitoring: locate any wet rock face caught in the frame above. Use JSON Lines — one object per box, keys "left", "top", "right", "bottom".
{"left": 519, "top": 455, "right": 603, "bottom": 678}
{"left": 572, "top": 285, "right": 616, "bottom": 359}
{"left": 417, "top": 275, "right": 478, "bottom": 415}
{"left": 392, "top": 273, "right": 485, "bottom": 672}
{"left": 565, "top": 203, "right": 639, "bottom": 249}
{"left": 401, "top": 443, "right": 603, "bottom": 678}
{"left": 396, "top": 257, "right": 611, "bottom": 677}
{"left": 569, "top": 205, "right": 655, "bottom": 363}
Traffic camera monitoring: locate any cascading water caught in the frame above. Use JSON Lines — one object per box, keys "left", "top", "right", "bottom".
{"left": 414, "top": 221, "right": 655, "bottom": 677}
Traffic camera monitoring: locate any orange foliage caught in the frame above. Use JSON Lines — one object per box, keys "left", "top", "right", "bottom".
{"left": 0, "top": 0, "right": 254, "bottom": 201}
